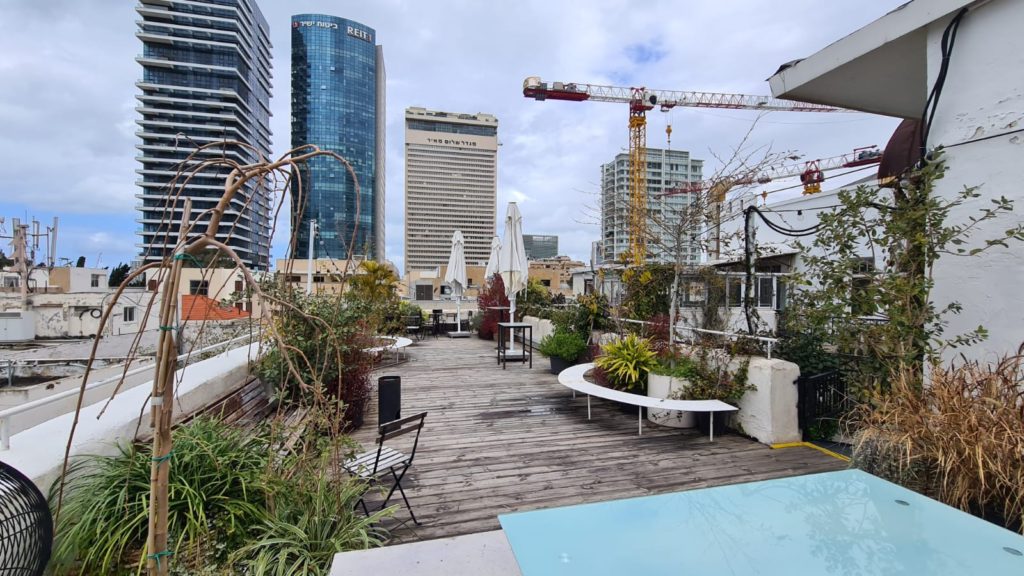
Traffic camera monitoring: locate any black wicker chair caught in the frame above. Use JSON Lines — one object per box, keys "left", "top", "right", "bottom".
{"left": 0, "top": 461, "right": 53, "bottom": 576}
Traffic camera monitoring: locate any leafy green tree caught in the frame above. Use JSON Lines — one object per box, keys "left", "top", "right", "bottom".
{"left": 0, "top": 250, "right": 13, "bottom": 268}
{"left": 787, "top": 153, "right": 1024, "bottom": 391}
{"left": 108, "top": 263, "right": 130, "bottom": 287}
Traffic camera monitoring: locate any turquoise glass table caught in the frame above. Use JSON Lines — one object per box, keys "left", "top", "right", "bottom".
{"left": 498, "top": 469, "right": 1024, "bottom": 575}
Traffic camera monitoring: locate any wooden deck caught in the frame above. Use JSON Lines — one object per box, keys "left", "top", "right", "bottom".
{"left": 353, "top": 335, "right": 847, "bottom": 544}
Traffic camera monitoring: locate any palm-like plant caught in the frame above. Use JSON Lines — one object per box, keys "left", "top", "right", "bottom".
{"left": 594, "top": 334, "right": 658, "bottom": 393}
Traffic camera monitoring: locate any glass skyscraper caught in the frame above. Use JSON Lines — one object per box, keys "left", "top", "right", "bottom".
{"left": 135, "top": 0, "right": 273, "bottom": 270}
{"left": 291, "top": 15, "right": 385, "bottom": 261}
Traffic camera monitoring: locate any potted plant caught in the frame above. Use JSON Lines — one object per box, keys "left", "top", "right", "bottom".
{"left": 593, "top": 334, "right": 658, "bottom": 394}
{"left": 677, "top": 349, "right": 753, "bottom": 436}
{"left": 647, "top": 352, "right": 700, "bottom": 428}
{"left": 537, "top": 330, "right": 588, "bottom": 374}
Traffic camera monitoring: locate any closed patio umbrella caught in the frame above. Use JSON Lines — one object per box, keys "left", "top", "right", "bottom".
{"left": 485, "top": 235, "right": 502, "bottom": 279}
{"left": 498, "top": 202, "right": 529, "bottom": 351}
{"left": 444, "top": 230, "right": 469, "bottom": 337}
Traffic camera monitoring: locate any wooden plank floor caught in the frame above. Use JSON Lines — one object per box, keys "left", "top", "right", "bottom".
{"left": 353, "top": 335, "right": 846, "bottom": 544}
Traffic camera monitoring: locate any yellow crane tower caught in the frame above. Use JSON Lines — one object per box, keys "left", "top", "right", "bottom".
{"left": 522, "top": 77, "right": 846, "bottom": 266}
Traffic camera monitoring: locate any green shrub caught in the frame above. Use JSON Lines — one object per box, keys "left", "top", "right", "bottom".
{"left": 650, "top": 353, "right": 700, "bottom": 380}
{"left": 593, "top": 334, "right": 658, "bottom": 393}
{"left": 537, "top": 331, "right": 588, "bottom": 362}
{"left": 49, "top": 417, "right": 385, "bottom": 575}
{"left": 232, "top": 453, "right": 389, "bottom": 575}
{"left": 677, "top": 349, "right": 753, "bottom": 403}
{"left": 50, "top": 418, "right": 273, "bottom": 574}
{"left": 551, "top": 294, "right": 610, "bottom": 342}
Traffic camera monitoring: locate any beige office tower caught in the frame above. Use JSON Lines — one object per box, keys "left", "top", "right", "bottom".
{"left": 404, "top": 107, "right": 498, "bottom": 273}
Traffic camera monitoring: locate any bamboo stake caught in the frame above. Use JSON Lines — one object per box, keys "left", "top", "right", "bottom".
{"left": 146, "top": 199, "right": 191, "bottom": 576}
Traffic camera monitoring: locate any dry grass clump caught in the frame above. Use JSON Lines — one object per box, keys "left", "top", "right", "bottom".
{"left": 852, "top": 347, "right": 1024, "bottom": 533}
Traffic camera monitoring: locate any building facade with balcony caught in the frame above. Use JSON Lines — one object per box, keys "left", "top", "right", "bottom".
{"left": 291, "top": 15, "right": 385, "bottom": 262}
{"left": 134, "top": 0, "right": 274, "bottom": 270}
{"left": 404, "top": 107, "right": 498, "bottom": 273}
{"left": 600, "top": 148, "right": 703, "bottom": 265}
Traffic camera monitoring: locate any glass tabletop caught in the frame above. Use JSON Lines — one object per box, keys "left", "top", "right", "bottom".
{"left": 498, "top": 469, "right": 1024, "bottom": 575}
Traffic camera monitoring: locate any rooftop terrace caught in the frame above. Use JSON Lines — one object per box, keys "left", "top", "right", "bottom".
{"left": 353, "top": 335, "right": 846, "bottom": 544}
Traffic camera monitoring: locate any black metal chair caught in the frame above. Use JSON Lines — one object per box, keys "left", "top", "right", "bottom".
{"left": 343, "top": 412, "right": 427, "bottom": 525}
{"left": 431, "top": 309, "right": 444, "bottom": 338}
{"left": 404, "top": 315, "right": 423, "bottom": 341}
{"left": 0, "top": 461, "right": 53, "bottom": 576}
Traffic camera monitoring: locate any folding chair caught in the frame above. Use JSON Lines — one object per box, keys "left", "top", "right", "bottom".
{"left": 343, "top": 412, "right": 427, "bottom": 525}
{"left": 404, "top": 315, "right": 423, "bottom": 341}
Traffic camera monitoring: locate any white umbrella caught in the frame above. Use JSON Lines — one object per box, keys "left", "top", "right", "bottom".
{"left": 498, "top": 202, "right": 529, "bottom": 351}
{"left": 484, "top": 235, "right": 502, "bottom": 279}
{"left": 443, "top": 230, "right": 468, "bottom": 335}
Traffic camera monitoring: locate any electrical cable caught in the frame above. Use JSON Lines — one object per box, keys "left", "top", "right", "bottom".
{"left": 920, "top": 7, "right": 968, "bottom": 160}
{"left": 943, "top": 127, "right": 1024, "bottom": 149}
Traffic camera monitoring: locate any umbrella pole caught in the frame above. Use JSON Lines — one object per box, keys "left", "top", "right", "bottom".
{"left": 508, "top": 294, "right": 516, "bottom": 352}
{"left": 456, "top": 294, "right": 462, "bottom": 332}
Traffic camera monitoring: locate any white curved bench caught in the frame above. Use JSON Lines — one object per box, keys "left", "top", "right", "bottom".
{"left": 365, "top": 336, "right": 414, "bottom": 361}
{"left": 557, "top": 363, "right": 737, "bottom": 441}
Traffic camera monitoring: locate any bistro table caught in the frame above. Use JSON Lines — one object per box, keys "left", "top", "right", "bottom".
{"left": 487, "top": 306, "right": 511, "bottom": 350}
{"left": 497, "top": 322, "right": 532, "bottom": 369}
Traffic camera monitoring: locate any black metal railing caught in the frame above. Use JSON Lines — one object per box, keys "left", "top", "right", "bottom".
{"left": 796, "top": 369, "right": 849, "bottom": 439}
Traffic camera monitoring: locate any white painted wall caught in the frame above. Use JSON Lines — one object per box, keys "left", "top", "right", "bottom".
{"left": 925, "top": 0, "right": 1024, "bottom": 362}
{"left": 733, "top": 356, "right": 801, "bottom": 445}
{"left": 720, "top": 184, "right": 885, "bottom": 278}
{"left": 3, "top": 343, "right": 258, "bottom": 491}
{"left": 0, "top": 289, "right": 162, "bottom": 338}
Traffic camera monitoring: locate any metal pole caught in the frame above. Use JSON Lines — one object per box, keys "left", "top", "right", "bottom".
{"left": 710, "top": 412, "right": 715, "bottom": 442}
{"left": 587, "top": 396, "right": 591, "bottom": 419}
{"left": 638, "top": 407, "right": 642, "bottom": 436}
{"left": 306, "top": 220, "right": 315, "bottom": 295}
{"left": 0, "top": 419, "right": 9, "bottom": 451}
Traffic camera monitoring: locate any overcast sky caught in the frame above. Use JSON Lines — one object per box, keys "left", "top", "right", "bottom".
{"left": 0, "top": 0, "right": 907, "bottom": 271}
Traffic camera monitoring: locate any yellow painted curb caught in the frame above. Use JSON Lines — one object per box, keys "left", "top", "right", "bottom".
{"left": 771, "top": 441, "right": 851, "bottom": 462}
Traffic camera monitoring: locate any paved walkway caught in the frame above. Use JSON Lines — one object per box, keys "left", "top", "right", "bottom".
{"left": 355, "top": 335, "right": 846, "bottom": 544}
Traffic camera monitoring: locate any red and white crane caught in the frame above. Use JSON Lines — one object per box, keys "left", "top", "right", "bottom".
{"left": 522, "top": 77, "right": 850, "bottom": 265}
{"left": 660, "top": 146, "right": 884, "bottom": 198}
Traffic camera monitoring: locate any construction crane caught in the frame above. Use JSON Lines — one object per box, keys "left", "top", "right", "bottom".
{"left": 522, "top": 76, "right": 848, "bottom": 266}
{"left": 660, "top": 146, "right": 884, "bottom": 199}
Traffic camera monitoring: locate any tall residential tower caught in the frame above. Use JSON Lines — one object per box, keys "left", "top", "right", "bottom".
{"left": 135, "top": 0, "right": 273, "bottom": 269}
{"left": 404, "top": 107, "right": 498, "bottom": 272}
{"left": 291, "top": 15, "right": 385, "bottom": 261}
{"left": 601, "top": 148, "right": 703, "bottom": 264}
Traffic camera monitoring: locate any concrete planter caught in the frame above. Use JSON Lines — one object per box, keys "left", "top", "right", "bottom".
{"left": 646, "top": 373, "right": 696, "bottom": 428}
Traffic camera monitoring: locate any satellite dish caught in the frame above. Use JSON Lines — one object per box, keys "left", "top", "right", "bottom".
{"left": 0, "top": 461, "right": 53, "bottom": 575}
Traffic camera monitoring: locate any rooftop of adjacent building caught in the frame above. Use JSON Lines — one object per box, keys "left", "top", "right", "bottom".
{"left": 405, "top": 107, "right": 498, "bottom": 126}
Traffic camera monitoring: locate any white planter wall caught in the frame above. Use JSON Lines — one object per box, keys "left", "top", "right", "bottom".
{"left": 3, "top": 343, "right": 257, "bottom": 491}
{"left": 733, "top": 356, "right": 801, "bottom": 445}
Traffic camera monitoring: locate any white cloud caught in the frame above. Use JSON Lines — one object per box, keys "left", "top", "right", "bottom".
{"left": 2, "top": 0, "right": 908, "bottom": 271}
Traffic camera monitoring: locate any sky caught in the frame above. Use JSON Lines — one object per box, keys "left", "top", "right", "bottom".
{"left": 0, "top": 0, "right": 908, "bottom": 272}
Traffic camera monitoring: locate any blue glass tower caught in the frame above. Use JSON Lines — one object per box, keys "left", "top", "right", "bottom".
{"left": 291, "top": 15, "right": 385, "bottom": 261}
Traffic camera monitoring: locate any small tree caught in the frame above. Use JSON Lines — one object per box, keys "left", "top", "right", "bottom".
{"left": 476, "top": 276, "right": 509, "bottom": 340}
{"left": 788, "top": 152, "right": 1024, "bottom": 391}
{"left": 108, "top": 263, "right": 130, "bottom": 287}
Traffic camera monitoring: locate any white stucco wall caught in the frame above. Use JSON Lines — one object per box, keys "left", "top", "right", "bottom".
{"left": 3, "top": 343, "right": 258, "bottom": 491}
{"left": 1, "top": 289, "right": 162, "bottom": 338}
{"left": 521, "top": 316, "right": 555, "bottom": 346}
{"left": 925, "top": 0, "right": 1024, "bottom": 362}
{"left": 733, "top": 356, "right": 801, "bottom": 445}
